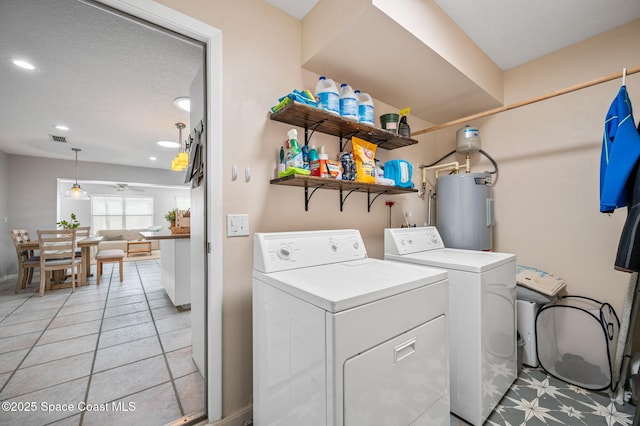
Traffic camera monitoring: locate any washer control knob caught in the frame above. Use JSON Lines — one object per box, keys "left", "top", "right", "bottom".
{"left": 277, "top": 245, "right": 292, "bottom": 260}
{"left": 429, "top": 233, "right": 438, "bottom": 244}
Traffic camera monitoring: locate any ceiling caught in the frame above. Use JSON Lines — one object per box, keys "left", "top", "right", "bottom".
{"left": 1, "top": 0, "right": 639, "bottom": 169}
{"left": 0, "top": 0, "right": 203, "bottom": 169}
{"left": 270, "top": 0, "right": 640, "bottom": 71}
{"left": 430, "top": 0, "right": 640, "bottom": 70}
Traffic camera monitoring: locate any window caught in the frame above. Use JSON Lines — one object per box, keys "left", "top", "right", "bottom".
{"left": 92, "top": 195, "right": 153, "bottom": 232}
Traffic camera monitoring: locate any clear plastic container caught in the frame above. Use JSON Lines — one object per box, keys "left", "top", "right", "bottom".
{"left": 315, "top": 76, "right": 339, "bottom": 115}
{"left": 339, "top": 83, "right": 358, "bottom": 121}
{"left": 356, "top": 90, "right": 374, "bottom": 126}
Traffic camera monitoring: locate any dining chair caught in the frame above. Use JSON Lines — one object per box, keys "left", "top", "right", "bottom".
{"left": 75, "top": 226, "right": 90, "bottom": 238}
{"left": 37, "top": 229, "right": 82, "bottom": 297}
{"left": 74, "top": 226, "right": 90, "bottom": 256}
{"left": 10, "top": 229, "right": 40, "bottom": 293}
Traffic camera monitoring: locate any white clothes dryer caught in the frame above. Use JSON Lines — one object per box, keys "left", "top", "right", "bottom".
{"left": 253, "top": 229, "right": 450, "bottom": 426}
{"left": 384, "top": 227, "right": 516, "bottom": 426}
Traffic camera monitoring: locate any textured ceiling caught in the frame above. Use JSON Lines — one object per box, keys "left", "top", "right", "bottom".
{"left": 2, "top": 0, "right": 639, "bottom": 170}
{"left": 0, "top": 0, "right": 203, "bottom": 169}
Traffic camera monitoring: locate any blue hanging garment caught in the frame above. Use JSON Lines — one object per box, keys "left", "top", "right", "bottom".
{"left": 600, "top": 86, "right": 640, "bottom": 213}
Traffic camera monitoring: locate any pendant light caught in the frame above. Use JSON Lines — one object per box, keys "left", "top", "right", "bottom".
{"left": 171, "top": 122, "right": 188, "bottom": 171}
{"left": 64, "top": 148, "right": 90, "bottom": 200}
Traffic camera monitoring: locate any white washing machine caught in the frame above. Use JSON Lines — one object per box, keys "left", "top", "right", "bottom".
{"left": 384, "top": 227, "right": 516, "bottom": 426}
{"left": 253, "top": 229, "right": 450, "bottom": 425}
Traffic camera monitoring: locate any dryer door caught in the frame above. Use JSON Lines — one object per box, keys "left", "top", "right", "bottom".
{"left": 343, "top": 315, "right": 448, "bottom": 425}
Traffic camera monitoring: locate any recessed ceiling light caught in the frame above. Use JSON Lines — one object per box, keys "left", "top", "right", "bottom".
{"left": 52, "top": 124, "right": 70, "bottom": 131}
{"left": 11, "top": 58, "right": 39, "bottom": 71}
{"left": 173, "top": 97, "right": 191, "bottom": 112}
{"left": 149, "top": 156, "right": 157, "bottom": 161}
{"left": 157, "top": 141, "right": 180, "bottom": 148}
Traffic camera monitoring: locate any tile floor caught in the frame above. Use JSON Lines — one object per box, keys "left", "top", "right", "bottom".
{"left": 0, "top": 259, "right": 205, "bottom": 426}
{"left": 449, "top": 367, "right": 636, "bottom": 426}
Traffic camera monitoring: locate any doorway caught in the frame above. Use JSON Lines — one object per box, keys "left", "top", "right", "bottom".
{"left": 0, "top": 0, "right": 223, "bottom": 423}
{"left": 93, "top": 0, "right": 223, "bottom": 422}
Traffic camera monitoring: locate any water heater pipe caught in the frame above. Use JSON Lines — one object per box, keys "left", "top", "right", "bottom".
{"left": 420, "top": 161, "right": 459, "bottom": 199}
{"left": 427, "top": 189, "right": 434, "bottom": 226}
{"left": 421, "top": 161, "right": 460, "bottom": 179}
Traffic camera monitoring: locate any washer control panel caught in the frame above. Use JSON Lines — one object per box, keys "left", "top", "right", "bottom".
{"left": 384, "top": 227, "right": 444, "bottom": 255}
{"left": 254, "top": 229, "right": 367, "bottom": 273}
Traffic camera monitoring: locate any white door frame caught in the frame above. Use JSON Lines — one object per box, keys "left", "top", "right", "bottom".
{"left": 92, "top": 0, "right": 223, "bottom": 421}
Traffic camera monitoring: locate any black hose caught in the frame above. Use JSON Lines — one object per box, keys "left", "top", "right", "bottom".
{"left": 423, "top": 148, "right": 499, "bottom": 184}
{"left": 423, "top": 150, "right": 456, "bottom": 168}
{"left": 479, "top": 149, "right": 498, "bottom": 175}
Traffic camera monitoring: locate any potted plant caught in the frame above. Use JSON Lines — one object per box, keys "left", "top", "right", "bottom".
{"left": 165, "top": 209, "right": 177, "bottom": 227}
{"left": 56, "top": 213, "right": 80, "bottom": 229}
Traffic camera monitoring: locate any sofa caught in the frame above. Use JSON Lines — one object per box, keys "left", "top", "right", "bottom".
{"left": 97, "top": 229, "right": 160, "bottom": 253}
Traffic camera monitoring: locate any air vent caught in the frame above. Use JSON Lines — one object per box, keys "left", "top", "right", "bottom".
{"left": 48, "top": 134, "right": 68, "bottom": 143}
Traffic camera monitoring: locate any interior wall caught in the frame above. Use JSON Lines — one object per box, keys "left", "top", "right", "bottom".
{"left": 158, "top": 0, "right": 437, "bottom": 418}
{"left": 152, "top": 1, "right": 640, "bottom": 421}
{"left": 0, "top": 149, "right": 11, "bottom": 279}
{"left": 3, "top": 154, "right": 187, "bottom": 276}
{"left": 57, "top": 181, "right": 190, "bottom": 232}
{"left": 431, "top": 19, "right": 640, "bottom": 344}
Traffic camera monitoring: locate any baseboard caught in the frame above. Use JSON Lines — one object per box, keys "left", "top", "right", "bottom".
{"left": 207, "top": 404, "right": 253, "bottom": 426}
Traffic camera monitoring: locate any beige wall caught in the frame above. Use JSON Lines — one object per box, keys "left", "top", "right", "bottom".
{"left": 430, "top": 19, "right": 640, "bottom": 356}
{"left": 158, "top": 0, "right": 435, "bottom": 419}
{"left": 156, "top": 1, "right": 640, "bottom": 420}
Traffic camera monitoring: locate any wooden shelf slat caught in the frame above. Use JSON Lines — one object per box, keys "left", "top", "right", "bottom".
{"left": 270, "top": 174, "right": 418, "bottom": 195}
{"left": 269, "top": 101, "right": 418, "bottom": 150}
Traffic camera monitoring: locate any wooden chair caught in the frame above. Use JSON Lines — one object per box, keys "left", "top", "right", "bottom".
{"left": 75, "top": 226, "right": 90, "bottom": 239}
{"left": 10, "top": 229, "right": 40, "bottom": 293}
{"left": 74, "top": 226, "right": 90, "bottom": 256}
{"left": 37, "top": 229, "right": 82, "bottom": 297}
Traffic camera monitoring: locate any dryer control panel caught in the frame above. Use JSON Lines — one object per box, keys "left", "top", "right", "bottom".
{"left": 384, "top": 227, "right": 444, "bottom": 255}
{"left": 254, "top": 229, "right": 367, "bottom": 273}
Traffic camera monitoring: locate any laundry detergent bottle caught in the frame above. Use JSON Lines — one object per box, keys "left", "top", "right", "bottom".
{"left": 356, "top": 90, "right": 374, "bottom": 126}
{"left": 339, "top": 83, "right": 358, "bottom": 120}
{"left": 315, "top": 76, "right": 339, "bottom": 115}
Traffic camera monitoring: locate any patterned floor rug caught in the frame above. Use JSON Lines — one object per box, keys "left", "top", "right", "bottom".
{"left": 483, "top": 367, "right": 635, "bottom": 426}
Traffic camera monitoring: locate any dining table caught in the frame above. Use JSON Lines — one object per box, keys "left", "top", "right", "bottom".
{"left": 18, "top": 235, "right": 103, "bottom": 287}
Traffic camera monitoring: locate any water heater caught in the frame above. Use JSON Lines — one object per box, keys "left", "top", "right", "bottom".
{"left": 436, "top": 172, "right": 494, "bottom": 250}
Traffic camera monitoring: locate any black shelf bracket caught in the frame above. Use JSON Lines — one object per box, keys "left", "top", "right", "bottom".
{"left": 367, "top": 190, "right": 390, "bottom": 212}
{"left": 304, "top": 183, "right": 326, "bottom": 211}
{"left": 303, "top": 120, "right": 325, "bottom": 146}
{"left": 339, "top": 131, "right": 358, "bottom": 152}
{"left": 339, "top": 187, "right": 361, "bottom": 212}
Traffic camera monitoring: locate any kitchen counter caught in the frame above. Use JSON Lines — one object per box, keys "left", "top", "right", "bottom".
{"left": 140, "top": 231, "right": 191, "bottom": 307}
{"left": 139, "top": 230, "right": 190, "bottom": 240}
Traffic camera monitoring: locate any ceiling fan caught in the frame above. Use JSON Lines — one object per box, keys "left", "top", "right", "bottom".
{"left": 111, "top": 183, "right": 144, "bottom": 192}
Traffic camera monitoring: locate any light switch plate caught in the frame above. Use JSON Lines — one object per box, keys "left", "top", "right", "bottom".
{"left": 226, "top": 214, "right": 250, "bottom": 237}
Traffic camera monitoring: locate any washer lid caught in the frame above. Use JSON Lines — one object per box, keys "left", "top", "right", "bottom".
{"left": 386, "top": 248, "right": 514, "bottom": 273}
{"left": 253, "top": 258, "right": 447, "bottom": 313}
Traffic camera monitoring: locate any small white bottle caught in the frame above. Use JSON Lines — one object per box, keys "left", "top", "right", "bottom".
{"left": 356, "top": 90, "right": 374, "bottom": 126}
{"left": 315, "top": 76, "right": 340, "bottom": 115}
{"left": 339, "top": 83, "right": 358, "bottom": 121}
